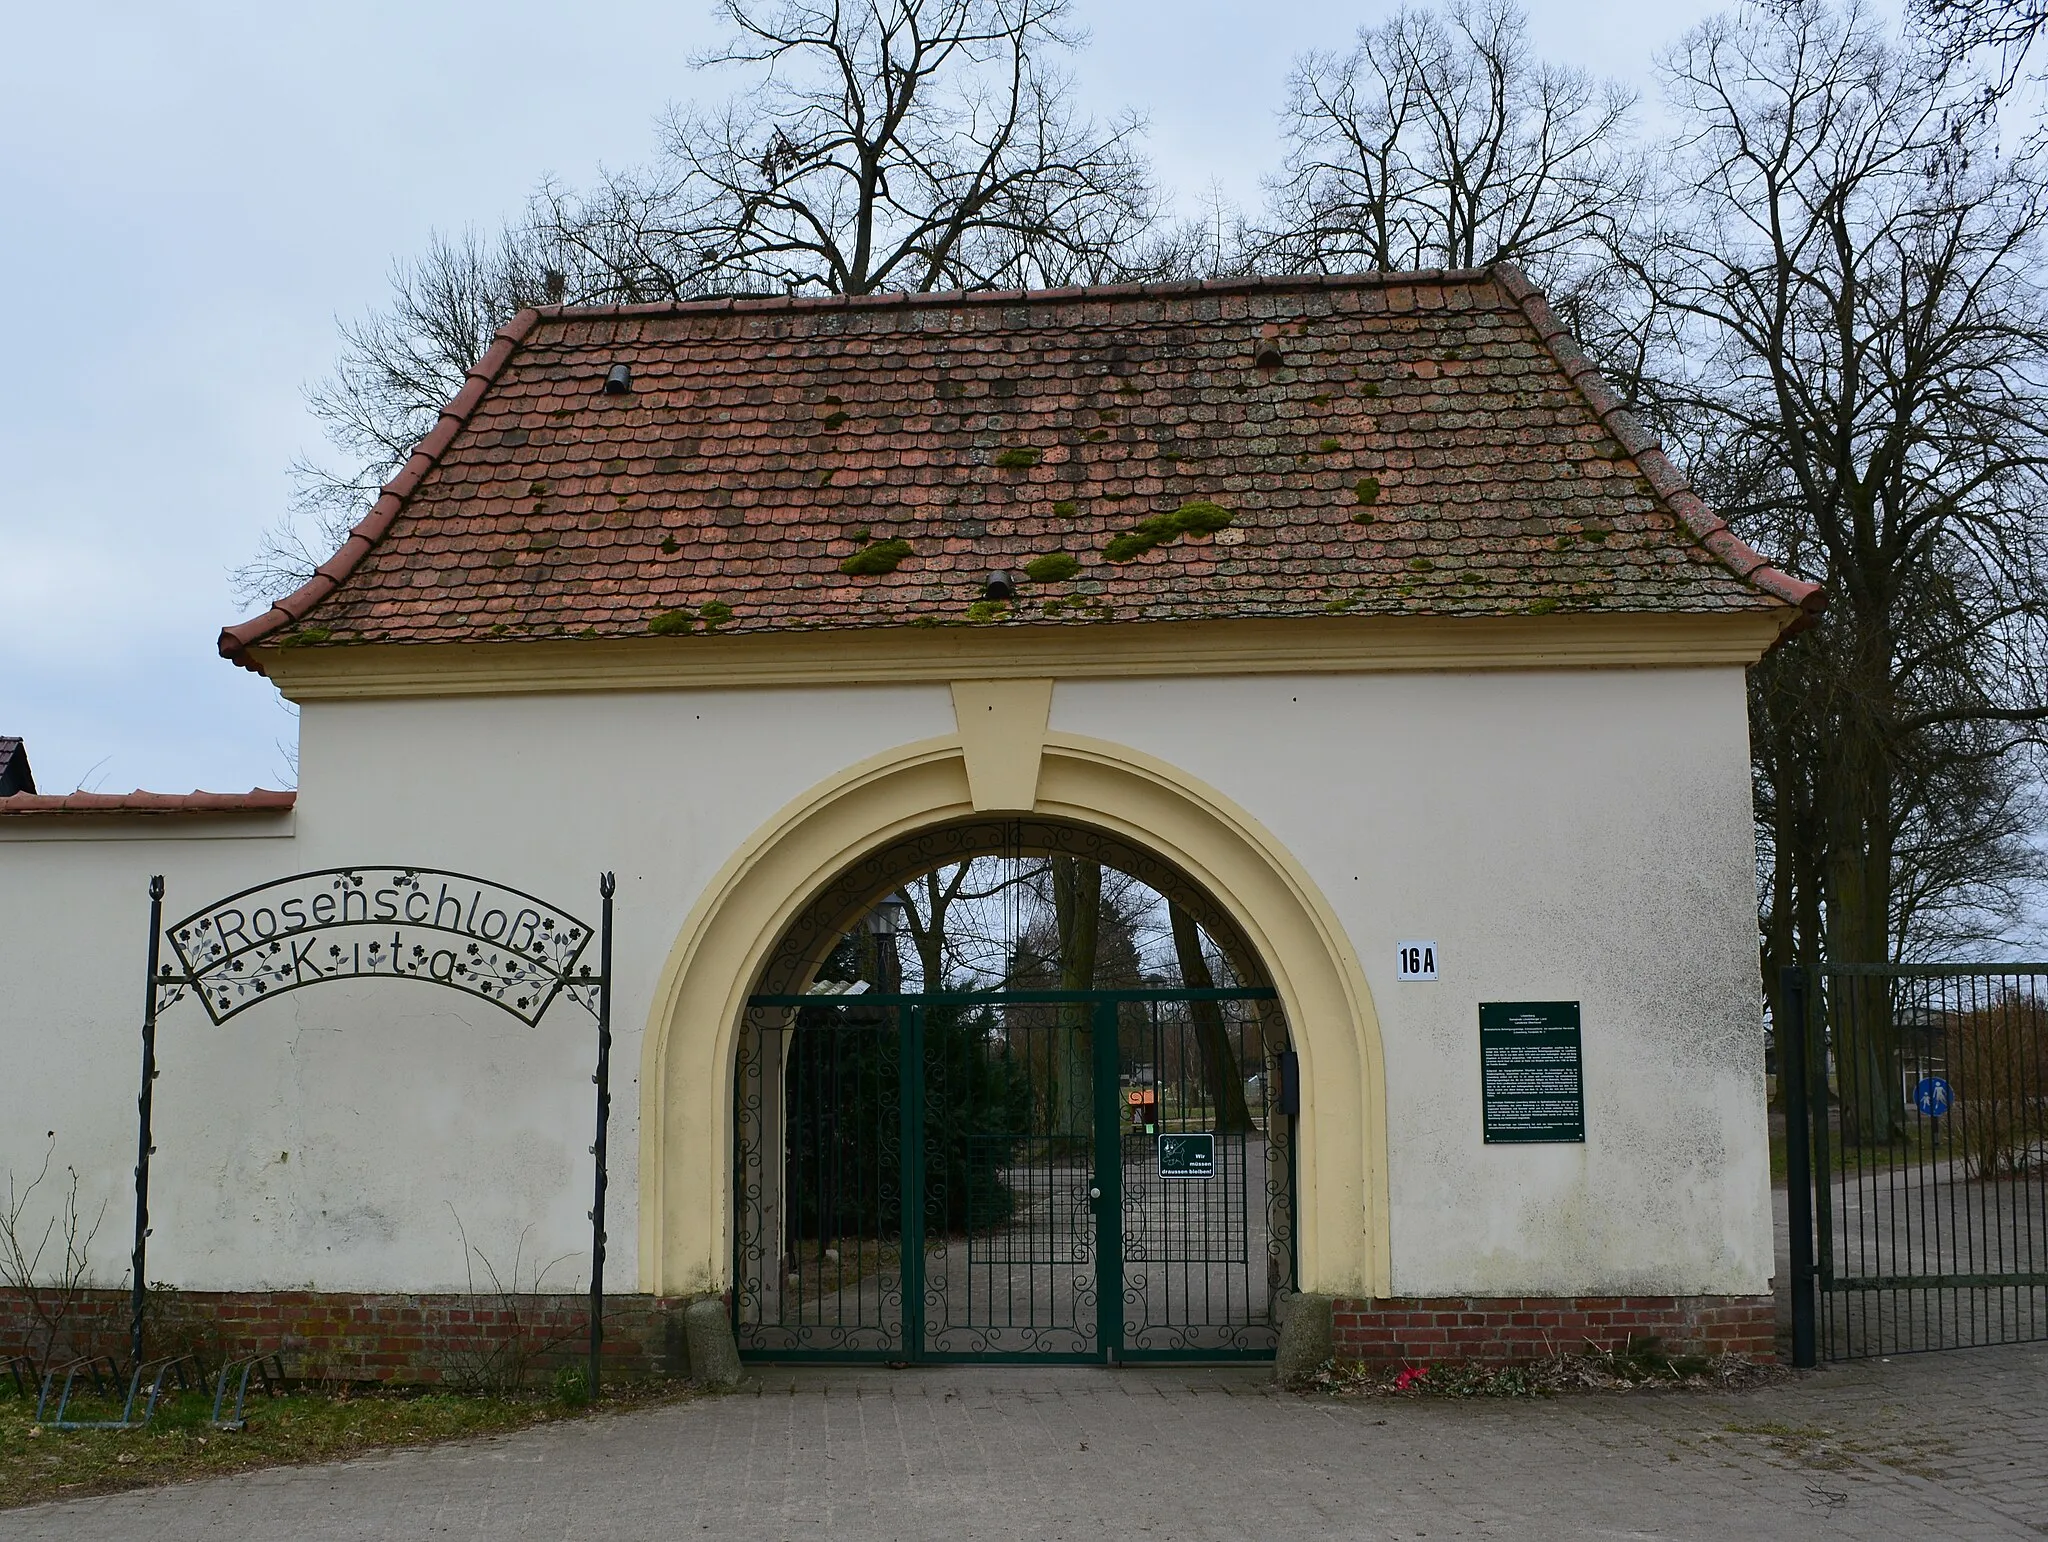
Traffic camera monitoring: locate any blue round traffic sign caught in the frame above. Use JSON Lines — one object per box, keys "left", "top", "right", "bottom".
{"left": 1914, "top": 1077, "right": 1953, "bottom": 1118}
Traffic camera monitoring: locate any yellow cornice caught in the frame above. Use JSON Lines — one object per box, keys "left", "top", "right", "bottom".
{"left": 255, "top": 610, "right": 1790, "bottom": 702}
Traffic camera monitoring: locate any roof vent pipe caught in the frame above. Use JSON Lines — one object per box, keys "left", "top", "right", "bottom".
{"left": 604, "top": 364, "right": 633, "bottom": 395}
{"left": 983, "top": 571, "right": 1017, "bottom": 601}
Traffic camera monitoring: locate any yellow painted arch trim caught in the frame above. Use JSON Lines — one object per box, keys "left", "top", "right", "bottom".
{"left": 637, "top": 732, "right": 1391, "bottom": 1301}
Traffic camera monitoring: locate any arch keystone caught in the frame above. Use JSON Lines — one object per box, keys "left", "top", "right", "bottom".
{"left": 950, "top": 678, "right": 1053, "bottom": 811}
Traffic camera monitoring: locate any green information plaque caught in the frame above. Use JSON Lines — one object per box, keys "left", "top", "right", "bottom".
{"left": 1479, "top": 1002, "right": 1585, "bottom": 1144}
{"left": 1158, "top": 1132, "right": 1216, "bottom": 1179}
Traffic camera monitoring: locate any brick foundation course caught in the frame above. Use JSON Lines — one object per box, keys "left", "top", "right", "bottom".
{"left": 0, "top": 1288, "right": 697, "bottom": 1385}
{"left": 1329, "top": 1294, "right": 1777, "bottom": 1366}
{"left": 7, "top": 1289, "right": 1776, "bottom": 1380}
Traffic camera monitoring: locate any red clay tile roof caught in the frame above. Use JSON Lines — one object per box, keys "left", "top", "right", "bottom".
{"left": 0, "top": 790, "right": 296, "bottom": 818}
{"left": 221, "top": 265, "right": 1820, "bottom": 669}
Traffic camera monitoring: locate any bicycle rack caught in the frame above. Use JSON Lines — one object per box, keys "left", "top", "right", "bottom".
{"left": 38, "top": 1353, "right": 196, "bottom": 1430}
{"left": 5, "top": 1352, "right": 37, "bottom": 1398}
{"left": 210, "top": 1353, "right": 288, "bottom": 1431}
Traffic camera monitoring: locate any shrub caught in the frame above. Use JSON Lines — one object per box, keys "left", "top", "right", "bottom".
{"left": 784, "top": 995, "right": 1033, "bottom": 1237}
{"left": 1948, "top": 992, "right": 2048, "bottom": 1178}
{"left": 553, "top": 1365, "right": 591, "bottom": 1406}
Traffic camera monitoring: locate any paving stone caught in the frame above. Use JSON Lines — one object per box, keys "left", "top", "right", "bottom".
{"left": 5, "top": 1344, "right": 2041, "bottom": 1539}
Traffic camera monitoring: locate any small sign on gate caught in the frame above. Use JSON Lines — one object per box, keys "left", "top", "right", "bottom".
{"left": 1158, "top": 1132, "right": 1216, "bottom": 1179}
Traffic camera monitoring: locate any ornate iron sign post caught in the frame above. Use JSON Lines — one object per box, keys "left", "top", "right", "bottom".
{"left": 134, "top": 867, "right": 618, "bottom": 1393}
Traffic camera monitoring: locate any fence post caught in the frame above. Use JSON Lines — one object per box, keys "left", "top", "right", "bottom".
{"left": 1779, "top": 965, "right": 1817, "bottom": 1368}
{"left": 587, "top": 872, "right": 615, "bottom": 1400}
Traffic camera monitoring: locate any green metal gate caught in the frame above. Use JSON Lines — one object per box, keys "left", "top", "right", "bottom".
{"left": 732, "top": 987, "right": 1294, "bottom": 1362}
{"left": 1780, "top": 963, "right": 2047, "bottom": 1363}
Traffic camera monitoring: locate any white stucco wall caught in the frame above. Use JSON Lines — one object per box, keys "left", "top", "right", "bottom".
{"left": 1052, "top": 668, "right": 1770, "bottom": 1298}
{"left": 0, "top": 663, "right": 1769, "bottom": 1300}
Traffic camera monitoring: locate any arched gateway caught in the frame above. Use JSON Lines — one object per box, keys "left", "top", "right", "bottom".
{"left": 637, "top": 713, "right": 1393, "bottom": 1351}
{"left": 3, "top": 268, "right": 1811, "bottom": 1380}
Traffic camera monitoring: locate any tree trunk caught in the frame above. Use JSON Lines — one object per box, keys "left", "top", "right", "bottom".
{"left": 1169, "top": 902, "right": 1253, "bottom": 1133}
{"left": 901, "top": 873, "right": 948, "bottom": 992}
{"left": 1048, "top": 856, "right": 1101, "bottom": 1141}
{"left": 1824, "top": 735, "right": 1901, "bottom": 1146}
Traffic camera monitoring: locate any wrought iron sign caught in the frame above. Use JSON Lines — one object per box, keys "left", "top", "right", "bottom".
{"left": 166, "top": 867, "right": 595, "bottom": 1025}
{"left": 130, "top": 867, "right": 617, "bottom": 1397}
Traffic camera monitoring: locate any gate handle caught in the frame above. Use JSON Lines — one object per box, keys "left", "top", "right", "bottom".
{"left": 1088, "top": 1186, "right": 1102, "bottom": 1201}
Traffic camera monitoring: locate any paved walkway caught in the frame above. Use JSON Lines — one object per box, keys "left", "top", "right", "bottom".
{"left": 5, "top": 1345, "right": 2043, "bottom": 1540}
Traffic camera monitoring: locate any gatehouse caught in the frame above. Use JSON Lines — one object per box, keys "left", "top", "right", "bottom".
{"left": 0, "top": 267, "right": 1818, "bottom": 1377}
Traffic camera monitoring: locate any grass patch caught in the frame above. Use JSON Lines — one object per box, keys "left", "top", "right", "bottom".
{"left": 0, "top": 1379, "right": 698, "bottom": 1510}
{"left": 1767, "top": 1107, "right": 1925, "bottom": 1185}
{"left": 787, "top": 1240, "right": 899, "bottom": 1304}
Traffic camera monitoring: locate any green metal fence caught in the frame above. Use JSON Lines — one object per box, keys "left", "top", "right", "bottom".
{"left": 1781, "top": 963, "right": 2048, "bottom": 1362}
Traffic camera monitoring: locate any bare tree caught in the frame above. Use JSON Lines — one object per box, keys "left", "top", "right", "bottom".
{"left": 550, "top": 0, "right": 1153, "bottom": 298}
{"left": 1168, "top": 903, "right": 1253, "bottom": 1133}
{"left": 895, "top": 858, "right": 1046, "bottom": 989}
{"left": 242, "top": 0, "right": 1154, "bottom": 609}
{"left": 1, "top": 1138, "right": 110, "bottom": 1370}
{"left": 237, "top": 225, "right": 583, "bottom": 606}
{"left": 1256, "top": 0, "right": 1639, "bottom": 287}
{"left": 1915, "top": 0, "right": 2048, "bottom": 93}
{"left": 1628, "top": 0, "right": 2048, "bottom": 1140}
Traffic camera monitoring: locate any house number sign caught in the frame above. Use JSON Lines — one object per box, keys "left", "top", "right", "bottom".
{"left": 168, "top": 866, "right": 595, "bottom": 1026}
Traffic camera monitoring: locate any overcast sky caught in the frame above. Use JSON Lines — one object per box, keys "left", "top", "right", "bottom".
{"left": 0, "top": 0, "right": 1756, "bottom": 795}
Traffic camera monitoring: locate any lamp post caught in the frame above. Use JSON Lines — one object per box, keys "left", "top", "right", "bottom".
{"left": 865, "top": 897, "right": 907, "bottom": 994}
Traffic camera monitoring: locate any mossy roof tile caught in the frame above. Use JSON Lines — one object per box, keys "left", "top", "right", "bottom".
{"left": 221, "top": 265, "right": 1819, "bottom": 666}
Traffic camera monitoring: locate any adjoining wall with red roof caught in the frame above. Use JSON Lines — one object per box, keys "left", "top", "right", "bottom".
{"left": 0, "top": 790, "right": 294, "bottom": 818}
